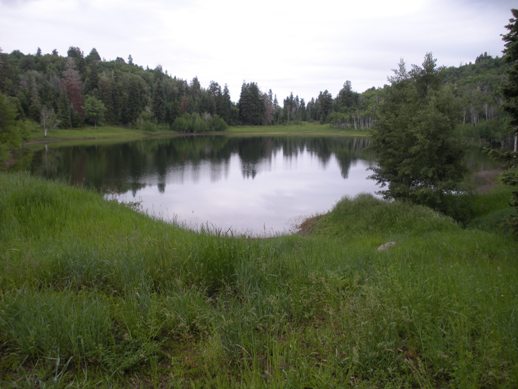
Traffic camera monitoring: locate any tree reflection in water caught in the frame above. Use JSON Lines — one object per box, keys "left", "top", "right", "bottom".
{"left": 29, "top": 136, "right": 377, "bottom": 235}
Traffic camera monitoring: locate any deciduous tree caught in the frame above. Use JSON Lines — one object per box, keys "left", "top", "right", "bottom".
{"left": 62, "top": 58, "right": 84, "bottom": 122}
{"left": 84, "top": 95, "right": 106, "bottom": 127}
{"left": 40, "top": 106, "right": 58, "bottom": 136}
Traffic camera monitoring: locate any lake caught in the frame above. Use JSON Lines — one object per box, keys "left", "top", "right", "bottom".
{"left": 29, "top": 136, "right": 379, "bottom": 235}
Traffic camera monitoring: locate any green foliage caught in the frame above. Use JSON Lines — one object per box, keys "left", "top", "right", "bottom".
{"left": 327, "top": 111, "right": 349, "bottom": 128}
{"left": 371, "top": 54, "right": 466, "bottom": 212}
{"left": 172, "top": 112, "right": 228, "bottom": 133}
{"left": 281, "top": 92, "right": 306, "bottom": 123}
{"left": 135, "top": 108, "right": 158, "bottom": 131}
{"left": 0, "top": 48, "right": 240, "bottom": 131}
{"left": 486, "top": 148, "right": 518, "bottom": 235}
{"left": 503, "top": 9, "right": 518, "bottom": 130}
{"left": 497, "top": 8, "right": 518, "bottom": 235}
{"left": 323, "top": 54, "right": 510, "bottom": 139}
{"left": 0, "top": 93, "right": 19, "bottom": 149}
{"left": 500, "top": 165, "right": 518, "bottom": 232}
{"left": 456, "top": 118, "right": 510, "bottom": 145}
{"left": 0, "top": 47, "right": 511, "bottom": 134}
{"left": 238, "top": 82, "right": 265, "bottom": 125}
{"left": 316, "top": 89, "right": 333, "bottom": 123}
{"left": 305, "top": 83, "right": 377, "bottom": 129}
{"left": 0, "top": 93, "right": 31, "bottom": 163}
{"left": 208, "top": 114, "right": 228, "bottom": 131}
{"left": 84, "top": 95, "right": 106, "bottom": 127}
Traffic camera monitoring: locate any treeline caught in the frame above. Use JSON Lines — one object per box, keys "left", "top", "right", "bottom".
{"left": 0, "top": 46, "right": 512, "bottom": 143}
{"left": 0, "top": 47, "right": 235, "bottom": 132}
{"left": 443, "top": 53, "right": 511, "bottom": 145}
{"left": 238, "top": 81, "right": 374, "bottom": 127}
{"left": 323, "top": 53, "right": 511, "bottom": 144}
{"left": 237, "top": 52, "right": 511, "bottom": 146}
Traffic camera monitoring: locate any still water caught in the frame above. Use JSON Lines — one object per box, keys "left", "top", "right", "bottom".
{"left": 30, "top": 136, "right": 378, "bottom": 235}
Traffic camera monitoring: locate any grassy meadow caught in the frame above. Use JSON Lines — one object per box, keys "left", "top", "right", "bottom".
{"left": 1, "top": 172, "right": 517, "bottom": 387}
{"left": 24, "top": 123, "right": 365, "bottom": 149}
{"left": 227, "top": 123, "right": 367, "bottom": 137}
{"left": 26, "top": 126, "right": 177, "bottom": 148}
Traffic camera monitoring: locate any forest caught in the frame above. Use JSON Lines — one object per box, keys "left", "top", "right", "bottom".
{"left": 0, "top": 46, "right": 512, "bottom": 146}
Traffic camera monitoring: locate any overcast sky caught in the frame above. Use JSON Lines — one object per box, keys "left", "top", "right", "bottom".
{"left": 0, "top": 0, "right": 515, "bottom": 102}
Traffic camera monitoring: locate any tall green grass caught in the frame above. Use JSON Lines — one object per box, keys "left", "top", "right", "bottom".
{"left": 1, "top": 173, "right": 517, "bottom": 386}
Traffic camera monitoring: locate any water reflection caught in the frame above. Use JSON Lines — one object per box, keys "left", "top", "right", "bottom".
{"left": 30, "top": 136, "right": 377, "bottom": 235}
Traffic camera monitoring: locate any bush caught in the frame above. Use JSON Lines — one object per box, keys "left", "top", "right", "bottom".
{"left": 208, "top": 115, "right": 228, "bottom": 131}
{"left": 136, "top": 110, "right": 159, "bottom": 132}
{"left": 172, "top": 113, "right": 228, "bottom": 133}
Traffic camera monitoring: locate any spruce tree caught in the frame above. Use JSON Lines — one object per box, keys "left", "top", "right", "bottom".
{"left": 500, "top": 8, "right": 518, "bottom": 234}
{"left": 238, "top": 82, "right": 264, "bottom": 125}
{"left": 370, "top": 53, "right": 465, "bottom": 213}
{"left": 503, "top": 8, "right": 518, "bottom": 152}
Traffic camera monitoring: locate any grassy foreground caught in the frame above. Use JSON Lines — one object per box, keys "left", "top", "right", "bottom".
{"left": 1, "top": 173, "right": 517, "bottom": 387}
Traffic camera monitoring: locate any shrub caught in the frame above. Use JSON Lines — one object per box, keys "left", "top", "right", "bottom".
{"left": 172, "top": 113, "right": 228, "bottom": 133}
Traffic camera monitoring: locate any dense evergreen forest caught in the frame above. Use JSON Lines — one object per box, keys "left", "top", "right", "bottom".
{"left": 0, "top": 46, "right": 513, "bottom": 146}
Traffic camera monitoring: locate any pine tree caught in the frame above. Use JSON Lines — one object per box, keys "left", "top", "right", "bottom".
{"left": 57, "top": 87, "right": 72, "bottom": 128}
{"left": 316, "top": 90, "right": 333, "bottom": 123}
{"left": 221, "top": 84, "right": 233, "bottom": 124}
{"left": 28, "top": 76, "right": 41, "bottom": 121}
{"left": 152, "top": 77, "right": 167, "bottom": 123}
{"left": 85, "top": 48, "right": 101, "bottom": 63}
{"left": 238, "top": 82, "right": 265, "bottom": 125}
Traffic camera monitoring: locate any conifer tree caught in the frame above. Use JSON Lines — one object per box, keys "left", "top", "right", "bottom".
{"left": 500, "top": 8, "right": 518, "bottom": 234}
{"left": 371, "top": 53, "right": 465, "bottom": 213}
{"left": 238, "top": 82, "right": 264, "bottom": 125}
{"left": 503, "top": 8, "right": 518, "bottom": 152}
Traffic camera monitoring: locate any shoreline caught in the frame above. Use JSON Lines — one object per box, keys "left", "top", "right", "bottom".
{"left": 24, "top": 124, "right": 369, "bottom": 148}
